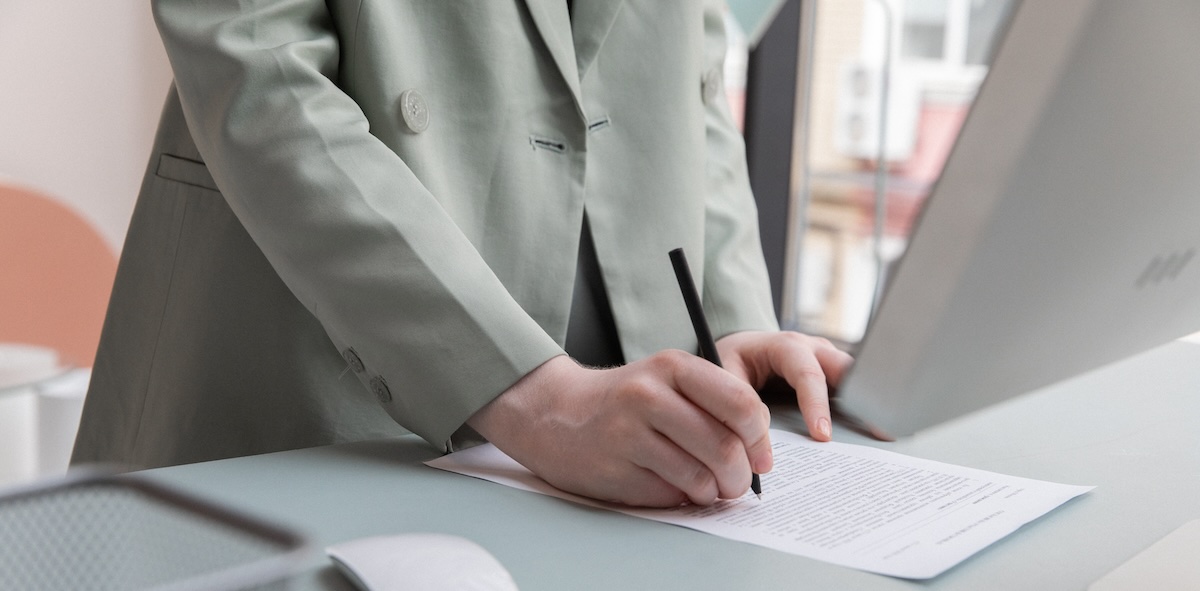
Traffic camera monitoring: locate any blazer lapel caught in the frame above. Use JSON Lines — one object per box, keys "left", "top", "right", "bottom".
{"left": 522, "top": 0, "right": 583, "bottom": 109}
{"left": 571, "top": 0, "right": 626, "bottom": 81}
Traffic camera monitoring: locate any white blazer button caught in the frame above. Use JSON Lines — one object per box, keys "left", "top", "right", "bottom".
{"left": 342, "top": 348, "right": 365, "bottom": 373}
{"left": 399, "top": 89, "right": 430, "bottom": 133}
{"left": 369, "top": 376, "right": 392, "bottom": 403}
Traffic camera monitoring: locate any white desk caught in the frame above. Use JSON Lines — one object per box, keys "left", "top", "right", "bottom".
{"left": 145, "top": 340, "right": 1200, "bottom": 590}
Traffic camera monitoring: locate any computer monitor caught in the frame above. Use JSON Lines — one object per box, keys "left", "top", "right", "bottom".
{"left": 833, "top": 0, "right": 1200, "bottom": 439}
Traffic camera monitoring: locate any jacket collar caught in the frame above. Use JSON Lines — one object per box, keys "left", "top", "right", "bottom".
{"left": 571, "top": 0, "right": 625, "bottom": 81}
{"left": 522, "top": 0, "right": 626, "bottom": 116}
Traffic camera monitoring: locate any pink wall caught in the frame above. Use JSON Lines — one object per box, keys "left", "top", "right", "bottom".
{"left": 1, "top": 0, "right": 173, "bottom": 253}
{"left": 0, "top": 184, "right": 116, "bottom": 365}
{"left": 1, "top": 0, "right": 171, "bottom": 365}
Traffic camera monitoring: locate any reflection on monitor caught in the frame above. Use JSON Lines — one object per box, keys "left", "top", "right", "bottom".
{"left": 835, "top": 0, "right": 1200, "bottom": 438}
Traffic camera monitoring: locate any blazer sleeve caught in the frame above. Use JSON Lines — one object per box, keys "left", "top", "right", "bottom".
{"left": 699, "top": 1, "right": 782, "bottom": 337}
{"left": 152, "top": 0, "right": 564, "bottom": 450}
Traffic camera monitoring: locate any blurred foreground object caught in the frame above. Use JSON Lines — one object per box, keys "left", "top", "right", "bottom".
{"left": 0, "top": 470, "right": 311, "bottom": 591}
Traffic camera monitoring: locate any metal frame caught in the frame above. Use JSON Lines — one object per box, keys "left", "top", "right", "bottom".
{"left": 0, "top": 469, "right": 312, "bottom": 591}
{"left": 744, "top": 0, "right": 806, "bottom": 321}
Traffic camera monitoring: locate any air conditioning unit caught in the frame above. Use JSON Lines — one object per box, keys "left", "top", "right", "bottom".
{"left": 834, "top": 61, "right": 920, "bottom": 162}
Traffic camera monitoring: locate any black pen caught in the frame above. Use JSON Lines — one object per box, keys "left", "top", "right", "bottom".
{"left": 669, "top": 247, "right": 763, "bottom": 500}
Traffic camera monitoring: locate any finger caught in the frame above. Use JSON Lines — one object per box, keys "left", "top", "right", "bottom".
{"left": 640, "top": 388, "right": 754, "bottom": 500}
{"left": 629, "top": 429, "right": 726, "bottom": 505}
{"left": 812, "top": 340, "right": 855, "bottom": 387}
{"left": 714, "top": 339, "right": 753, "bottom": 384}
{"left": 606, "top": 466, "right": 691, "bottom": 508}
{"left": 662, "top": 352, "right": 774, "bottom": 473}
{"left": 573, "top": 461, "right": 689, "bottom": 507}
{"left": 770, "top": 341, "right": 834, "bottom": 441}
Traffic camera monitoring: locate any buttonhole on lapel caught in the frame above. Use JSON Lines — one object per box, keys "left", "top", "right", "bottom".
{"left": 529, "top": 135, "right": 567, "bottom": 154}
{"left": 587, "top": 116, "right": 611, "bottom": 134}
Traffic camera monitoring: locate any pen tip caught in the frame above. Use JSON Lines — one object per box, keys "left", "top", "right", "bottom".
{"left": 755, "top": 492, "right": 763, "bottom": 501}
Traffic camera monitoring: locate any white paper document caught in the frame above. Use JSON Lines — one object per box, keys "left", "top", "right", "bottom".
{"left": 426, "top": 429, "right": 1092, "bottom": 579}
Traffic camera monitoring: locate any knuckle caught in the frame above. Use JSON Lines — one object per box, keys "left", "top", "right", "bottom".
{"left": 654, "top": 489, "right": 690, "bottom": 508}
{"left": 656, "top": 349, "right": 691, "bottom": 372}
{"left": 683, "top": 464, "right": 718, "bottom": 502}
{"left": 780, "top": 330, "right": 809, "bottom": 347}
{"left": 617, "top": 374, "right": 657, "bottom": 403}
{"left": 727, "top": 385, "right": 762, "bottom": 417}
{"left": 792, "top": 361, "right": 828, "bottom": 383}
{"left": 780, "top": 331, "right": 833, "bottom": 353}
{"left": 716, "top": 432, "right": 744, "bottom": 465}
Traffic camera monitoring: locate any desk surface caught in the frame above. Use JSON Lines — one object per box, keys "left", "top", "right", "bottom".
{"left": 145, "top": 341, "right": 1200, "bottom": 590}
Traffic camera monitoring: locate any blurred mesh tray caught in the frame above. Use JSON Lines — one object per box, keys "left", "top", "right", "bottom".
{"left": 0, "top": 470, "right": 312, "bottom": 591}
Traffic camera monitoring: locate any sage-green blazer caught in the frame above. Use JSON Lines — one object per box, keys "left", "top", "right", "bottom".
{"left": 73, "top": 0, "right": 778, "bottom": 469}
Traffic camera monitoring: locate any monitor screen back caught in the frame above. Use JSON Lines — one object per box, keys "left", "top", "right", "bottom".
{"left": 836, "top": 0, "right": 1200, "bottom": 438}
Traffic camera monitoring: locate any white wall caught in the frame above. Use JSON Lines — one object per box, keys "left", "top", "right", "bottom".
{"left": 0, "top": 0, "right": 173, "bottom": 253}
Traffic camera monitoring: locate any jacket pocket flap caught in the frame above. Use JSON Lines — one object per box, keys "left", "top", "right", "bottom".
{"left": 156, "top": 153, "right": 219, "bottom": 192}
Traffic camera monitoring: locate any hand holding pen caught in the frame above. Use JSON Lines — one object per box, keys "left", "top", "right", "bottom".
{"left": 668, "top": 248, "right": 855, "bottom": 458}
{"left": 670, "top": 248, "right": 764, "bottom": 499}
{"left": 465, "top": 246, "right": 844, "bottom": 508}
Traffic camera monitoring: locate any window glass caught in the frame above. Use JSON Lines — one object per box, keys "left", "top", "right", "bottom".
{"left": 901, "top": 0, "right": 950, "bottom": 61}
{"left": 966, "top": 0, "right": 1013, "bottom": 65}
{"left": 782, "top": 0, "right": 1014, "bottom": 342}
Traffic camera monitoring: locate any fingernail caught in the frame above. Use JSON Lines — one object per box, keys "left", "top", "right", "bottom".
{"left": 817, "top": 417, "right": 832, "bottom": 439}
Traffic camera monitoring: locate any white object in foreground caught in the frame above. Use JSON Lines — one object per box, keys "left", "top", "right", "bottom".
{"left": 427, "top": 429, "right": 1092, "bottom": 579}
{"left": 327, "top": 533, "right": 518, "bottom": 591}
